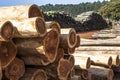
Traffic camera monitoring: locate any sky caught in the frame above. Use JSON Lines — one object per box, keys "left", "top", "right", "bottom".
{"left": 0, "top": 0, "right": 109, "bottom": 6}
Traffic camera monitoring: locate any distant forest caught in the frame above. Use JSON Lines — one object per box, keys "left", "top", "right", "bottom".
{"left": 40, "top": 0, "right": 109, "bottom": 17}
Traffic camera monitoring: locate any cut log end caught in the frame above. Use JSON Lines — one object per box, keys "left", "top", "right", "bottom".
{"left": 31, "top": 69, "right": 47, "bottom": 80}
{"left": 116, "top": 55, "right": 120, "bottom": 66}
{"left": 75, "top": 35, "right": 80, "bottom": 47}
{"left": 44, "top": 29, "right": 59, "bottom": 62}
{"left": 81, "top": 69, "right": 88, "bottom": 79}
{"left": 5, "top": 58, "right": 25, "bottom": 80}
{"left": 57, "top": 58, "right": 70, "bottom": 80}
{"left": 0, "top": 41, "right": 17, "bottom": 69}
{"left": 36, "top": 17, "right": 46, "bottom": 37}
{"left": 1, "top": 21, "right": 13, "bottom": 41}
{"left": 29, "top": 4, "right": 44, "bottom": 18}
{"left": 68, "top": 28, "right": 77, "bottom": 48}
{"left": 87, "top": 57, "right": 91, "bottom": 69}
{"left": 108, "top": 56, "right": 112, "bottom": 68}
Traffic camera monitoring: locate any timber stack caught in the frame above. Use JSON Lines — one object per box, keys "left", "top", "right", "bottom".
{"left": 0, "top": 4, "right": 119, "bottom": 80}
{"left": 0, "top": 4, "right": 82, "bottom": 80}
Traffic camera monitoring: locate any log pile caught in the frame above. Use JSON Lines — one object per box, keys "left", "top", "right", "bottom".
{"left": 0, "top": 4, "right": 119, "bottom": 80}
{"left": 0, "top": 4, "right": 84, "bottom": 80}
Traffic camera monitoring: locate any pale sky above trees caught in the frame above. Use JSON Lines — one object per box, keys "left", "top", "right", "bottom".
{"left": 0, "top": 0, "right": 109, "bottom": 6}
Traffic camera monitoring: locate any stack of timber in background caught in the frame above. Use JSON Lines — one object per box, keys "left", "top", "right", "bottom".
{"left": 74, "top": 38, "right": 120, "bottom": 80}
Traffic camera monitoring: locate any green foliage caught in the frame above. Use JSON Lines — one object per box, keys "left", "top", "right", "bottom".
{"left": 99, "top": 0, "right": 120, "bottom": 20}
{"left": 40, "top": 1, "right": 108, "bottom": 17}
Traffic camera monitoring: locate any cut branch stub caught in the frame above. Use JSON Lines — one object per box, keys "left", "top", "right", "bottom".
{"left": 45, "top": 21, "right": 61, "bottom": 33}
{"left": 12, "top": 17, "right": 46, "bottom": 38}
{"left": 20, "top": 68, "right": 47, "bottom": 80}
{"left": 59, "top": 28, "right": 77, "bottom": 49}
{"left": 0, "top": 41, "right": 17, "bottom": 69}
{"left": 0, "top": 4, "right": 44, "bottom": 20}
{"left": 75, "top": 35, "right": 80, "bottom": 48}
{"left": 0, "top": 21, "right": 13, "bottom": 41}
{"left": 5, "top": 58, "right": 25, "bottom": 80}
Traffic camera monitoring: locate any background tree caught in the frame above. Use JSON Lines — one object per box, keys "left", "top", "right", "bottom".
{"left": 99, "top": 0, "right": 120, "bottom": 20}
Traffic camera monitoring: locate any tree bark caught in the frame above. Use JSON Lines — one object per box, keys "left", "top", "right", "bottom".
{"left": 45, "top": 21, "right": 61, "bottom": 34}
{"left": 20, "top": 68, "right": 47, "bottom": 80}
{"left": 0, "top": 4, "right": 44, "bottom": 20}
{"left": 0, "top": 41, "right": 17, "bottom": 69}
{"left": 0, "top": 21, "right": 13, "bottom": 41}
{"left": 10, "top": 17, "right": 46, "bottom": 38}
{"left": 13, "top": 29, "right": 59, "bottom": 63}
{"left": 5, "top": 58, "right": 25, "bottom": 80}
{"left": 59, "top": 28, "right": 77, "bottom": 49}
{"left": 88, "top": 66, "right": 114, "bottom": 80}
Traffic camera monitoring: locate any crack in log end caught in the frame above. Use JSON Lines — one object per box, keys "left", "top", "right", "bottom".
{"left": 29, "top": 4, "right": 44, "bottom": 19}
{"left": 44, "top": 29, "right": 59, "bottom": 63}
{"left": 32, "top": 69, "right": 47, "bottom": 80}
{"left": 57, "top": 58, "right": 71, "bottom": 80}
{"left": 1, "top": 21, "right": 13, "bottom": 41}
{"left": 36, "top": 17, "right": 46, "bottom": 37}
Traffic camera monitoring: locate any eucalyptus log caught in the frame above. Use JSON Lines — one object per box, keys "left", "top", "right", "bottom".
{"left": 32, "top": 58, "right": 71, "bottom": 80}
{"left": 46, "top": 21, "right": 61, "bottom": 33}
{"left": 5, "top": 58, "right": 25, "bottom": 80}
{"left": 88, "top": 66, "right": 114, "bottom": 80}
{"left": 13, "top": 29, "right": 59, "bottom": 64}
{"left": 0, "top": 4, "right": 44, "bottom": 20}
{"left": 81, "top": 38, "right": 120, "bottom": 46}
{"left": 0, "top": 21, "right": 13, "bottom": 41}
{"left": 73, "top": 53, "right": 112, "bottom": 68}
{"left": 20, "top": 56, "right": 50, "bottom": 66}
{"left": 11, "top": 17, "right": 46, "bottom": 37}
{"left": 72, "top": 54, "right": 91, "bottom": 69}
{"left": 0, "top": 41, "right": 17, "bottom": 69}
{"left": 20, "top": 68, "right": 47, "bottom": 80}
{"left": 59, "top": 28, "right": 77, "bottom": 49}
